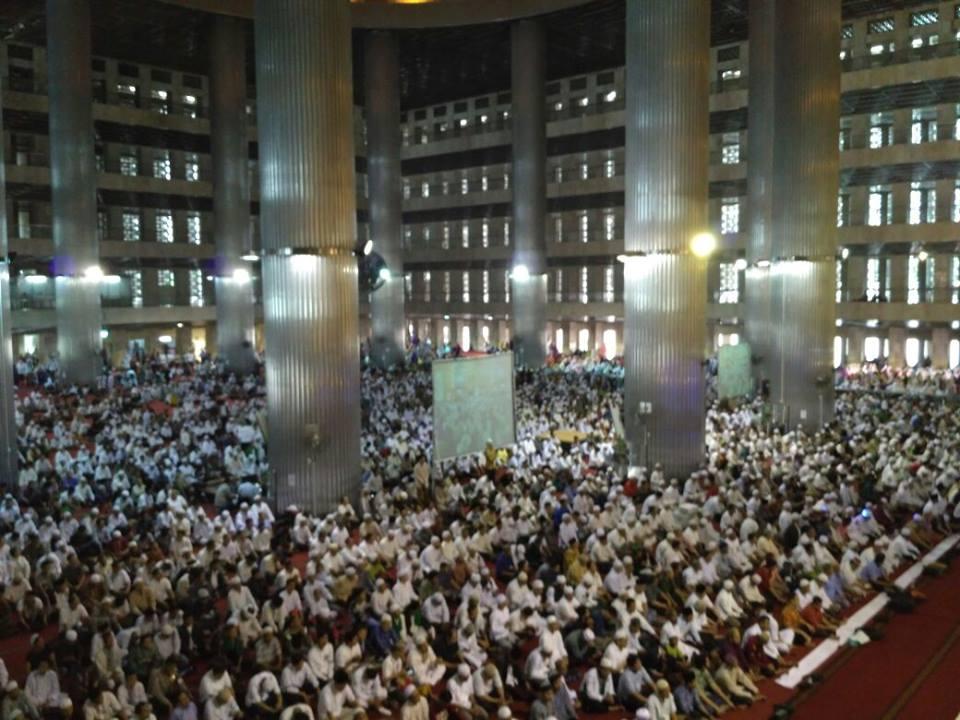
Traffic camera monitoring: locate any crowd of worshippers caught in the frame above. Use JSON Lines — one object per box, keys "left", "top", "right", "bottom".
{"left": 0, "top": 358, "right": 958, "bottom": 720}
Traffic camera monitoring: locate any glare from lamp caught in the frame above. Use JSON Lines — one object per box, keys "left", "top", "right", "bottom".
{"left": 158, "top": 335, "right": 173, "bottom": 344}
{"left": 511, "top": 264, "right": 530, "bottom": 282}
{"left": 841, "top": 247, "right": 850, "bottom": 260}
{"left": 23, "top": 274, "right": 48, "bottom": 285}
{"left": 102, "top": 275, "right": 122, "bottom": 285}
{"left": 99, "top": 329, "right": 109, "bottom": 339}
{"left": 83, "top": 265, "right": 104, "bottom": 282}
{"left": 176, "top": 322, "right": 184, "bottom": 329}
{"left": 690, "top": 232, "right": 717, "bottom": 258}
{"left": 241, "top": 253, "right": 260, "bottom": 262}
{"left": 232, "top": 268, "right": 251, "bottom": 285}
{"left": 378, "top": 267, "right": 392, "bottom": 282}
{"left": 734, "top": 258, "right": 748, "bottom": 271}
{"left": 363, "top": 240, "right": 373, "bottom": 256}
{"left": 756, "top": 260, "right": 772, "bottom": 269}
{"left": 917, "top": 250, "right": 929, "bottom": 262}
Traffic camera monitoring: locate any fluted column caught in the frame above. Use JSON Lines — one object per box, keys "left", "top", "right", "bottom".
{"left": 364, "top": 31, "right": 405, "bottom": 368}
{"left": 746, "top": 0, "right": 840, "bottom": 428}
{"left": 47, "top": 0, "right": 102, "bottom": 385}
{"left": 623, "top": 0, "right": 709, "bottom": 477}
{"left": 510, "top": 19, "right": 547, "bottom": 368}
{"left": 0, "top": 95, "right": 17, "bottom": 482}
{"left": 210, "top": 15, "right": 256, "bottom": 374}
{"left": 255, "top": 0, "right": 361, "bottom": 513}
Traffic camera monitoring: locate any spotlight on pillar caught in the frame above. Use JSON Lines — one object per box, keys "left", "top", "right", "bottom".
{"left": 232, "top": 268, "right": 252, "bottom": 285}
{"left": 362, "top": 240, "right": 373, "bottom": 256}
{"left": 840, "top": 247, "right": 850, "bottom": 260}
{"left": 99, "top": 329, "right": 109, "bottom": 339}
{"left": 918, "top": 249, "right": 929, "bottom": 262}
{"left": 734, "top": 258, "right": 748, "bottom": 271}
{"left": 83, "top": 265, "right": 105, "bottom": 283}
{"left": 690, "top": 232, "right": 717, "bottom": 258}
{"left": 510, "top": 264, "right": 530, "bottom": 282}
{"left": 359, "top": 251, "right": 388, "bottom": 293}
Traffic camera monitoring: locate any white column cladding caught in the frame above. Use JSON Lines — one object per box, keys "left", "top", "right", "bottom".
{"left": 623, "top": 0, "right": 709, "bottom": 477}
{"left": 510, "top": 19, "right": 548, "bottom": 368}
{"left": 255, "top": 0, "right": 361, "bottom": 513}
{"left": 47, "top": 0, "right": 102, "bottom": 384}
{"left": 746, "top": 0, "right": 841, "bottom": 428}
{"left": 210, "top": 15, "right": 256, "bottom": 374}
{"left": 0, "top": 93, "right": 17, "bottom": 481}
{"left": 365, "top": 31, "right": 406, "bottom": 368}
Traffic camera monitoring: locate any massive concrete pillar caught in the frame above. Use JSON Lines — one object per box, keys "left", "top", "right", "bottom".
{"left": 47, "top": 0, "right": 102, "bottom": 385}
{"left": 364, "top": 31, "right": 406, "bottom": 368}
{"left": 210, "top": 15, "right": 256, "bottom": 374}
{"left": 746, "top": 0, "right": 840, "bottom": 428}
{"left": 510, "top": 19, "right": 547, "bottom": 368}
{"left": 255, "top": 0, "right": 361, "bottom": 513}
{"left": 0, "top": 95, "right": 18, "bottom": 482}
{"left": 623, "top": 0, "right": 709, "bottom": 477}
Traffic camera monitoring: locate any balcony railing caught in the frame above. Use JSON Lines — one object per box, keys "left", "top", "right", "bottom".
{"left": 841, "top": 39, "right": 960, "bottom": 73}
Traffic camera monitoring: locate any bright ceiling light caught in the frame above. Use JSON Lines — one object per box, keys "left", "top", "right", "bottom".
{"left": 84, "top": 265, "right": 104, "bottom": 282}
{"left": 241, "top": 253, "right": 259, "bottom": 262}
{"left": 232, "top": 268, "right": 251, "bottom": 284}
{"left": 511, "top": 264, "right": 530, "bottom": 282}
{"left": 23, "top": 274, "right": 48, "bottom": 285}
{"left": 378, "top": 267, "right": 392, "bottom": 282}
{"left": 917, "top": 249, "right": 929, "bottom": 262}
{"left": 734, "top": 258, "right": 748, "bottom": 271}
{"left": 690, "top": 232, "right": 717, "bottom": 258}
{"left": 158, "top": 335, "right": 173, "bottom": 343}
{"left": 841, "top": 247, "right": 850, "bottom": 259}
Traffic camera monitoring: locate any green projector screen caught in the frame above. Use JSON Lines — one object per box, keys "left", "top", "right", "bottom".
{"left": 432, "top": 352, "right": 516, "bottom": 461}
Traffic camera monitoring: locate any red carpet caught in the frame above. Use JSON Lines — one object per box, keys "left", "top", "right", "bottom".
{"left": 787, "top": 558, "right": 960, "bottom": 720}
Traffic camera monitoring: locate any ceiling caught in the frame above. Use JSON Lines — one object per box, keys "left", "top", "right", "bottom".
{"left": 0, "top": 0, "right": 939, "bottom": 110}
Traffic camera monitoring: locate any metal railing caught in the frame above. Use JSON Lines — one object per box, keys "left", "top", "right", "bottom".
{"left": 841, "top": 38, "right": 960, "bottom": 72}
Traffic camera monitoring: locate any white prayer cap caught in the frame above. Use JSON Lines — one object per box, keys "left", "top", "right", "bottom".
{"left": 583, "top": 629, "right": 596, "bottom": 642}
{"left": 497, "top": 708, "right": 513, "bottom": 719}
{"left": 458, "top": 664, "right": 470, "bottom": 677}
{"left": 723, "top": 580, "right": 734, "bottom": 590}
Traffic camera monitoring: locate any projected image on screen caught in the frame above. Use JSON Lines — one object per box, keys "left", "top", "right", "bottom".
{"left": 432, "top": 353, "right": 516, "bottom": 461}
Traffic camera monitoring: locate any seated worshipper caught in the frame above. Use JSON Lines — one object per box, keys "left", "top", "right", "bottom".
{"left": 715, "top": 655, "right": 763, "bottom": 705}
{"left": 581, "top": 659, "right": 621, "bottom": 714}
{"left": 81, "top": 684, "right": 124, "bottom": 720}
{"left": 472, "top": 662, "right": 507, "bottom": 713}
{"left": 400, "top": 684, "right": 430, "bottom": 720}
{"left": 2, "top": 681, "right": 41, "bottom": 720}
{"left": 617, "top": 653, "right": 654, "bottom": 711}
{"left": 204, "top": 687, "right": 242, "bottom": 720}
{"left": 800, "top": 596, "right": 839, "bottom": 634}
{"left": 407, "top": 630, "right": 447, "bottom": 688}
{"left": 350, "top": 664, "right": 389, "bottom": 716}
{"left": 529, "top": 682, "right": 554, "bottom": 720}
{"left": 281, "top": 653, "right": 320, "bottom": 705}
{"left": 448, "top": 663, "right": 489, "bottom": 720}
{"left": 317, "top": 669, "right": 366, "bottom": 720}
{"left": 245, "top": 669, "right": 284, "bottom": 719}
{"left": 646, "top": 678, "right": 679, "bottom": 720}
{"left": 25, "top": 657, "right": 73, "bottom": 717}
